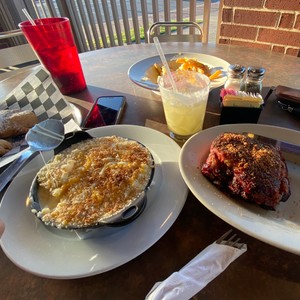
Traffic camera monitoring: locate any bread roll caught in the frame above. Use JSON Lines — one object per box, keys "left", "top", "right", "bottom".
{"left": 0, "top": 109, "right": 38, "bottom": 138}
{"left": 0, "top": 139, "right": 13, "bottom": 156}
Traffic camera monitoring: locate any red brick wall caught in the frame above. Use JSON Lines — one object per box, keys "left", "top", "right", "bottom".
{"left": 218, "top": 0, "right": 300, "bottom": 56}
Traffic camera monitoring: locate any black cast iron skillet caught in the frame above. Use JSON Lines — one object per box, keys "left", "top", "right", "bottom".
{"left": 28, "top": 131, "right": 155, "bottom": 230}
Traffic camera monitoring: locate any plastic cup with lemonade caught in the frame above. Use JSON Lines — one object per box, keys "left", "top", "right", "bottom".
{"left": 158, "top": 70, "right": 210, "bottom": 143}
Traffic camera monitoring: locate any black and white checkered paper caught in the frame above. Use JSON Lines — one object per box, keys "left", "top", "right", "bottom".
{"left": 0, "top": 66, "right": 80, "bottom": 166}
{"left": 0, "top": 66, "right": 74, "bottom": 123}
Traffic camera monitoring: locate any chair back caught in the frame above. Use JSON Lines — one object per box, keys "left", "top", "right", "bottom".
{"left": 147, "top": 21, "right": 203, "bottom": 43}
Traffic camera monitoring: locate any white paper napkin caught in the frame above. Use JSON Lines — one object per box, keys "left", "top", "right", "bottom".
{"left": 145, "top": 241, "right": 247, "bottom": 300}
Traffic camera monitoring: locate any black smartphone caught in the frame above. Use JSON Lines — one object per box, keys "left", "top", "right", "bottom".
{"left": 82, "top": 96, "right": 126, "bottom": 128}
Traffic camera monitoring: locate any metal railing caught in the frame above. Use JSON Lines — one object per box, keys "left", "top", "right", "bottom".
{"left": 1, "top": 0, "right": 213, "bottom": 53}
{"left": 0, "top": 29, "right": 23, "bottom": 40}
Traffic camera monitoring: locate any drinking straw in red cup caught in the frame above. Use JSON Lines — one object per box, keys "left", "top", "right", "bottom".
{"left": 19, "top": 17, "right": 86, "bottom": 95}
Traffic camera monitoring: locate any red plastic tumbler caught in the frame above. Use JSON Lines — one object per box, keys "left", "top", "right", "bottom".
{"left": 19, "top": 17, "right": 86, "bottom": 95}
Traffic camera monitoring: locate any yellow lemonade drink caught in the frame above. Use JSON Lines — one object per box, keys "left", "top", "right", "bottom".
{"left": 162, "top": 98, "right": 207, "bottom": 136}
{"left": 159, "top": 70, "right": 210, "bottom": 142}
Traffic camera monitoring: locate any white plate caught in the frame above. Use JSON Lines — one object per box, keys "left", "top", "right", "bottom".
{"left": 179, "top": 124, "right": 300, "bottom": 255}
{"left": 128, "top": 52, "right": 229, "bottom": 91}
{"left": 0, "top": 125, "right": 188, "bottom": 279}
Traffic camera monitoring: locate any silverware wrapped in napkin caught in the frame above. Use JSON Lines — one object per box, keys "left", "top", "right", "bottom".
{"left": 145, "top": 230, "right": 247, "bottom": 300}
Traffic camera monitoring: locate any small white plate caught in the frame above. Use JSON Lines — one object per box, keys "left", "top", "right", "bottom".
{"left": 0, "top": 125, "right": 188, "bottom": 278}
{"left": 179, "top": 124, "right": 300, "bottom": 255}
{"left": 128, "top": 52, "right": 229, "bottom": 91}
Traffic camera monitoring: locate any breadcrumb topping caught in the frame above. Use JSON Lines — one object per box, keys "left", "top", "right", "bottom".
{"left": 201, "top": 132, "right": 290, "bottom": 209}
{"left": 34, "top": 136, "right": 154, "bottom": 228}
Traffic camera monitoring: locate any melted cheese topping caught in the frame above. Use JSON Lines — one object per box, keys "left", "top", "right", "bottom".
{"left": 34, "top": 136, "right": 154, "bottom": 228}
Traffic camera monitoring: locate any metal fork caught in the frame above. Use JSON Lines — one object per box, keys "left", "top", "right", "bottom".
{"left": 216, "top": 229, "right": 245, "bottom": 249}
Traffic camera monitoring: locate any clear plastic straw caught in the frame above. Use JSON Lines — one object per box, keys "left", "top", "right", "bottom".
{"left": 153, "top": 37, "right": 178, "bottom": 92}
{"left": 22, "top": 8, "right": 36, "bottom": 26}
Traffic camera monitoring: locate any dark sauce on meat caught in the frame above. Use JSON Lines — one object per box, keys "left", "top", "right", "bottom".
{"left": 201, "top": 133, "right": 291, "bottom": 210}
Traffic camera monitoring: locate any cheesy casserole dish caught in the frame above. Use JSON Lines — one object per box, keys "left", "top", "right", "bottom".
{"left": 28, "top": 135, "right": 154, "bottom": 229}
